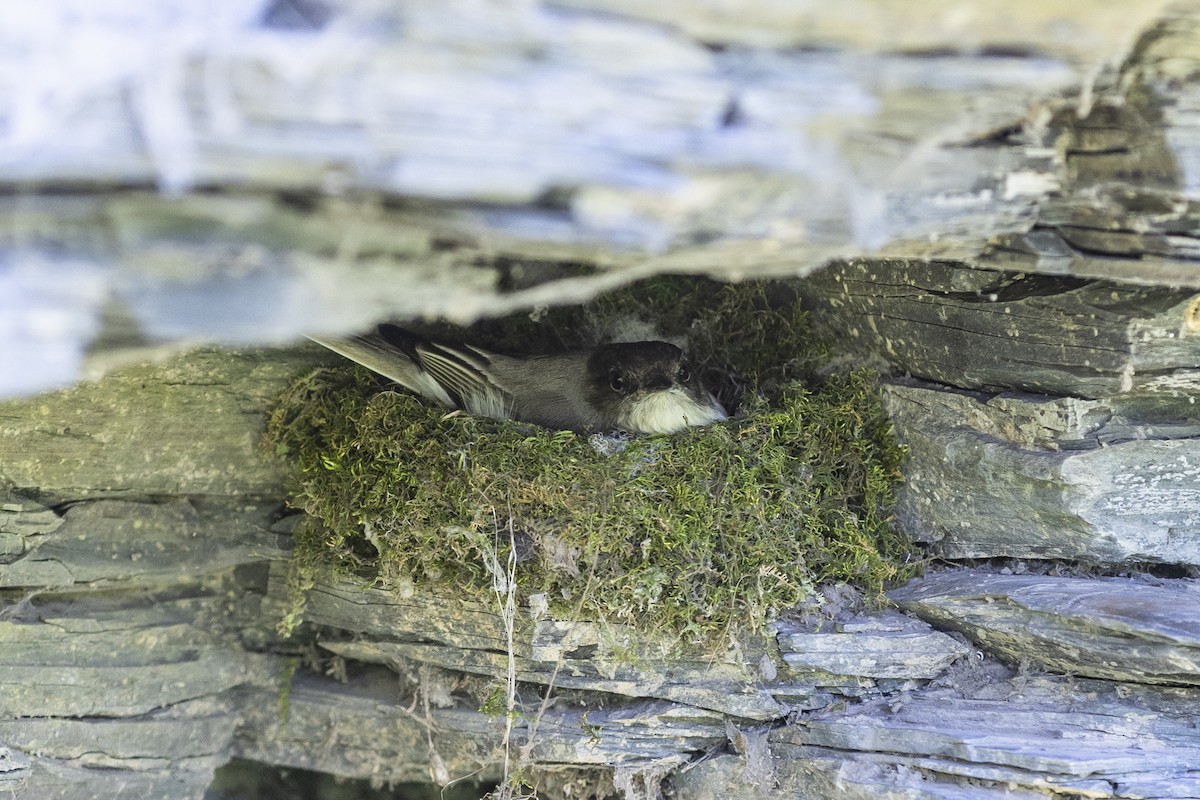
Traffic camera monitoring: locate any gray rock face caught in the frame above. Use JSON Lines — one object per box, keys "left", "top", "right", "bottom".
{"left": 882, "top": 382, "right": 1200, "bottom": 565}
{"left": 892, "top": 571, "right": 1200, "bottom": 685}
{"left": 294, "top": 570, "right": 970, "bottom": 722}
{"left": 0, "top": 327, "right": 1198, "bottom": 798}
{"left": 801, "top": 260, "right": 1200, "bottom": 398}
{"left": 4, "top": 2, "right": 1200, "bottom": 798}
{"left": 2, "top": 0, "right": 1195, "bottom": 396}
{"left": 772, "top": 674, "right": 1200, "bottom": 800}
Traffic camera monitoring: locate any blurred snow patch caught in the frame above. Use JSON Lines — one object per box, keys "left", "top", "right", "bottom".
{"left": 0, "top": 1, "right": 269, "bottom": 190}
{"left": 0, "top": 254, "right": 106, "bottom": 396}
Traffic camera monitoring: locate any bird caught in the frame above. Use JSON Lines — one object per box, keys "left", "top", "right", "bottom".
{"left": 308, "top": 323, "right": 728, "bottom": 435}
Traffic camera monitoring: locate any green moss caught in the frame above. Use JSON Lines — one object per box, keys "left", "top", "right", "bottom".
{"left": 266, "top": 277, "right": 916, "bottom": 644}
{"left": 276, "top": 656, "right": 301, "bottom": 721}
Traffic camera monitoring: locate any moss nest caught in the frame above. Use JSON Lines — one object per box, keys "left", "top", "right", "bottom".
{"left": 266, "top": 277, "right": 917, "bottom": 643}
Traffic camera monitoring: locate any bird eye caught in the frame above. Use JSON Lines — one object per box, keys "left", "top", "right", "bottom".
{"left": 677, "top": 362, "right": 691, "bottom": 382}
{"left": 610, "top": 372, "right": 626, "bottom": 392}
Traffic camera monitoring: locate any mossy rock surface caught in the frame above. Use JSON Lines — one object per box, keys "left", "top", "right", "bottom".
{"left": 267, "top": 279, "right": 917, "bottom": 643}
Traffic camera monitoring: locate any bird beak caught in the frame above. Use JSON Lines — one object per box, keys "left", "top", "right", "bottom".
{"left": 642, "top": 373, "right": 675, "bottom": 392}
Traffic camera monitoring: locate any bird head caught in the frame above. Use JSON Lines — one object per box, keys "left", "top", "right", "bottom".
{"left": 587, "top": 342, "right": 727, "bottom": 434}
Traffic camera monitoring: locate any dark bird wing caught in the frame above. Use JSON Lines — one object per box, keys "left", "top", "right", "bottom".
{"left": 308, "top": 324, "right": 513, "bottom": 417}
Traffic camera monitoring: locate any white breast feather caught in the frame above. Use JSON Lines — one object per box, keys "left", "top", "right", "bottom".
{"left": 620, "top": 388, "right": 726, "bottom": 434}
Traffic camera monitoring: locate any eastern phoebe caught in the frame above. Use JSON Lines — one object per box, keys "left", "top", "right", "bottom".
{"left": 309, "top": 324, "right": 728, "bottom": 434}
